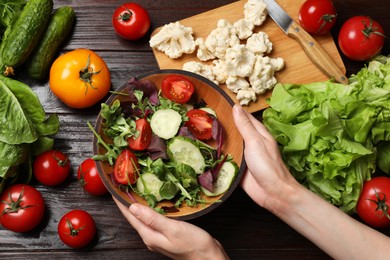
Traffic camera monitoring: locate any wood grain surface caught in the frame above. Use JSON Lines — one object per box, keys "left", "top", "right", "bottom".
{"left": 0, "top": 0, "right": 389, "bottom": 259}
{"left": 152, "top": 0, "right": 345, "bottom": 112}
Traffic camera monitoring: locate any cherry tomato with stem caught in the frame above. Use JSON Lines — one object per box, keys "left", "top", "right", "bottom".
{"left": 114, "top": 149, "right": 139, "bottom": 185}
{"left": 128, "top": 118, "right": 152, "bottom": 151}
{"left": 298, "top": 0, "right": 337, "bottom": 35}
{"left": 78, "top": 158, "right": 108, "bottom": 196}
{"left": 356, "top": 176, "right": 390, "bottom": 228}
{"left": 161, "top": 75, "right": 195, "bottom": 104}
{"left": 0, "top": 184, "right": 45, "bottom": 233}
{"left": 58, "top": 209, "right": 96, "bottom": 248}
{"left": 112, "top": 2, "right": 150, "bottom": 40}
{"left": 33, "top": 150, "right": 71, "bottom": 186}
{"left": 338, "top": 16, "right": 385, "bottom": 61}
{"left": 185, "top": 109, "right": 214, "bottom": 140}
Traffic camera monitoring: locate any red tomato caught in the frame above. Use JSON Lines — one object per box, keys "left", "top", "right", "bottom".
{"left": 0, "top": 184, "right": 45, "bottom": 232}
{"left": 161, "top": 75, "right": 195, "bottom": 104}
{"left": 356, "top": 177, "right": 390, "bottom": 228}
{"left": 114, "top": 149, "right": 139, "bottom": 185}
{"left": 58, "top": 209, "right": 96, "bottom": 248}
{"left": 33, "top": 150, "right": 71, "bottom": 186}
{"left": 185, "top": 109, "right": 213, "bottom": 140}
{"left": 78, "top": 158, "right": 108, "bottom": 196}
{"left": 112, "top": 2, "right": 150, "bottom": 40}
{"left": 338, "top": 16, "right": 385, "bottom": 61}
{"left": 298, "top": 0, "right": 337, "bottom": 35}
{"left": 128, "top": 118, "right": 152, "bottom": 151}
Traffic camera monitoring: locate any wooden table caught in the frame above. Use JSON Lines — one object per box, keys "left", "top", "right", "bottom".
{"left": 1, "top": 0, "right": 389, "bottom": 259}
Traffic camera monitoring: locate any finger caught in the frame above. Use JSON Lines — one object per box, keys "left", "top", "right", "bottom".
{"left": 113, "top": 197, "right": 155, "bottom": 235}
{"left": 232, "top": 104, "right": 264, "bottom": 141}
{"left": 233, "top": 105, "right": 277, "bottom": 146}
{"left": 113, "top": 198, "right": 169, "bottom": 244}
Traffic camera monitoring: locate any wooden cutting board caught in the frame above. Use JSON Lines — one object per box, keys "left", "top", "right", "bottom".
{"left": 151, "top": 0, "right": 346, "bottom": 113}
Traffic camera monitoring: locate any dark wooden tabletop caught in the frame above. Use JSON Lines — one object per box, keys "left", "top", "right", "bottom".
{"left": 1, "top": 0, "right": 389, "bottom": 259}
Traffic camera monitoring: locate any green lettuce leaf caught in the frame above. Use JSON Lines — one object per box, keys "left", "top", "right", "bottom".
{"left": 263, "top": 55, "right": 390, "bottom": 214}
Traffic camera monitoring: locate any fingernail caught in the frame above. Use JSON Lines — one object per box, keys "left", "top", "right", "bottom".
{"left": 129, "top": 203, "right": 140, "bottom": 217}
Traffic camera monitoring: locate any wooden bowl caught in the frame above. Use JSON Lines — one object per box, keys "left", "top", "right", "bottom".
{"left": 93, "top": 69, "right": 245, "bottom": 220}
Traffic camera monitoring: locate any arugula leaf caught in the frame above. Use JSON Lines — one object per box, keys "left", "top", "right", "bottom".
{"left": 100, "top": 100, "right": 137, "bottom": 148}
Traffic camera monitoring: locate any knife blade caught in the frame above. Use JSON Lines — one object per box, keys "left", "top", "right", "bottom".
{"left": 263, "top": 0, "right": 348, "bottom": 84}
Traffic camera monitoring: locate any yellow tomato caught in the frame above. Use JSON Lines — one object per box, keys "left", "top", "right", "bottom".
{"left": 49, "top": 49, "right": 111, "bottom": 109}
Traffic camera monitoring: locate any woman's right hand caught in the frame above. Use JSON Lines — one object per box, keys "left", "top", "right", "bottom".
{"left": 232, "top": 104, "right": 300, "bottom": 210}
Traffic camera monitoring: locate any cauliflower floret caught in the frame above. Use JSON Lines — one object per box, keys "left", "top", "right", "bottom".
{"left": 195, "top": 38, "right": 216, "bottom": 61}
{"left": 270, "top": 57, "right": 285, "bottom": 71}
{"left": 226, "top": 76, "right": 250, "bottom": 93}
{"left": 236, "top": 87, "right": 257, "bottom": 106}
{"left": 211, "top": 59, "right": 228, "bottom": 84}
{"left": 183, "top": 61, "right": 218, "bottom": 85}
{"left": 225, "top": 44, "right": 256, "bottom": 78}
{"left": 150, "top": 21, "right": 196, "bottom": 59}
{"left": 205, "top": 19, "right": 240, "bottom": 59}
{"left": 233, "top": 19, "right": 255, "bottom": 40}
{"left": 246, "top": 32, "right": 273, "bottom": 55}
{"left": 244, "top": 0, "right": 268, "bottom": 26}
{"left": 249, "top": 56, "right": 279, "bottom": 94}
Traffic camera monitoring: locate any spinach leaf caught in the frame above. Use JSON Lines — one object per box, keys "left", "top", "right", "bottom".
{"left": 159, "top": 180, "right": 178, "bottom": 200}
{"left": 0, "top": 0, "right": 26, "bottom": 38}
{"left": 1, "top": 75, "right": 46, "bottom": 124}
{"left": 0, "top": 80, "right": 37, "bottom": 144}
{"left": 0, "top": 75, "right": 59, "bottom": 193}
{"left": 0, "top": 141, "right": 27, "bottom": 166}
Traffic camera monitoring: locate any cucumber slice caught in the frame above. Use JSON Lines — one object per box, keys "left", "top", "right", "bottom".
{"left": 167, "top": 137, "right": 205, "bottom": 174}
{"left": 200, "top": 107, "right": 217, "bottom": 118}
{"left": 150, "top": 109, "right": 182, "bottom": 139}
{"left": 136, "top": 173, "right": 164, "bottom": 201}
{"left": 201, "top": 161, "right": 238, "bottom": 196}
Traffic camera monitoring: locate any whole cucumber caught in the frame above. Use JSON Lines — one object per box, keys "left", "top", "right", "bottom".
{"left": 27, "top": 6, "right": 75, "bottom": 80}
{"left": 1, "top": 0, "right": 53, "bottom": 69}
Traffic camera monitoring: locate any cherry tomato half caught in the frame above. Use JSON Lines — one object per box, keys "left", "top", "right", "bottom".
{"left": 33, "top": 150, "right": 71, "bottom": 186}
{"left": 298, "top": 0, "right": 337, "bottom": 35}
{"left": 112, "top": 2, "right": 151, "bottom": 40}
{"left": 49, "top": 48, "right": 111, "bottom": 109}
{"left": 58, "top": 209, "right": 96, "bottom": 248}
{"left": 78, "top": 158, "right": 108, "bottom": 196}
{"left": 128, "top": 118, "right": 152, "bottom": 151}
{"left": 0, "top": 184, "right": 45, "bottom": 233}
{"left": 185, "top": 109, "right": 213, "bottom": 140}
{"left": 114, "top": 149, "right": 139, "bottom": 185}
{"left": 338, "top": 16, "right": 385, "bottom": 61}
{"left": 161, "top": 75, "right": 195, "bottom": 104}
{"left": 356, "top": 177, "right": 390, "bottom": 228}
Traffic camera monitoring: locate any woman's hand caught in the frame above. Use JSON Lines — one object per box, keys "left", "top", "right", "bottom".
{"left": 114, "top": 197, "right": 228, "bottom": 260}
{"left": 232, "top": 104, "right": 300, "bottom": 211}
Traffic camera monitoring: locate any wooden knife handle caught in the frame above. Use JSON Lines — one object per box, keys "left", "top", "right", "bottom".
{"left": 287, "top": 20, "right": 348, "bottom": 84}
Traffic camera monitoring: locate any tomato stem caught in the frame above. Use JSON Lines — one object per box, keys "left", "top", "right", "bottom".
{"left": 79, "top": 54, "right": 102, "bottom": 95}
{"left": 65, "top": 218, "right": 86, "bottom": 237}
{"left": 52, "top": 150, "right": 69, "bottom": 168}
{"left": 316, "top": 13, "right": 337, "bottom": 34}
{"left": 0, "top": 187, "right": 35, "bottom": 217}
{"left": 361, "top": 18, "right": 386, "bottom": 40}
{"left": 118, "top": 6, "right": 133, "bottom": 21}
{"left": 366, "top": 188, "right": 390, "bottom": 221}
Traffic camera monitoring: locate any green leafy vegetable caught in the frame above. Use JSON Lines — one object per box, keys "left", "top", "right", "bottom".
{"left": 263, "top": 55, "right": 390, "bottom": 214}
{"left": 0, "top": 0, "right": 26, "bottom": 39}
{"left": 0, "top": 75, "right": 59, "bottom": 193}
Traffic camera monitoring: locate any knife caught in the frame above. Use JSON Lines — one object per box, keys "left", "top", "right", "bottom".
{"left": 263, "top": 0, "right": 348, "bottom": 84}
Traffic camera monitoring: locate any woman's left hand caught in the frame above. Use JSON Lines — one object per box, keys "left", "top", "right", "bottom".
{"left": 114, "top": 197, "right": 229, "bottom": 260}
